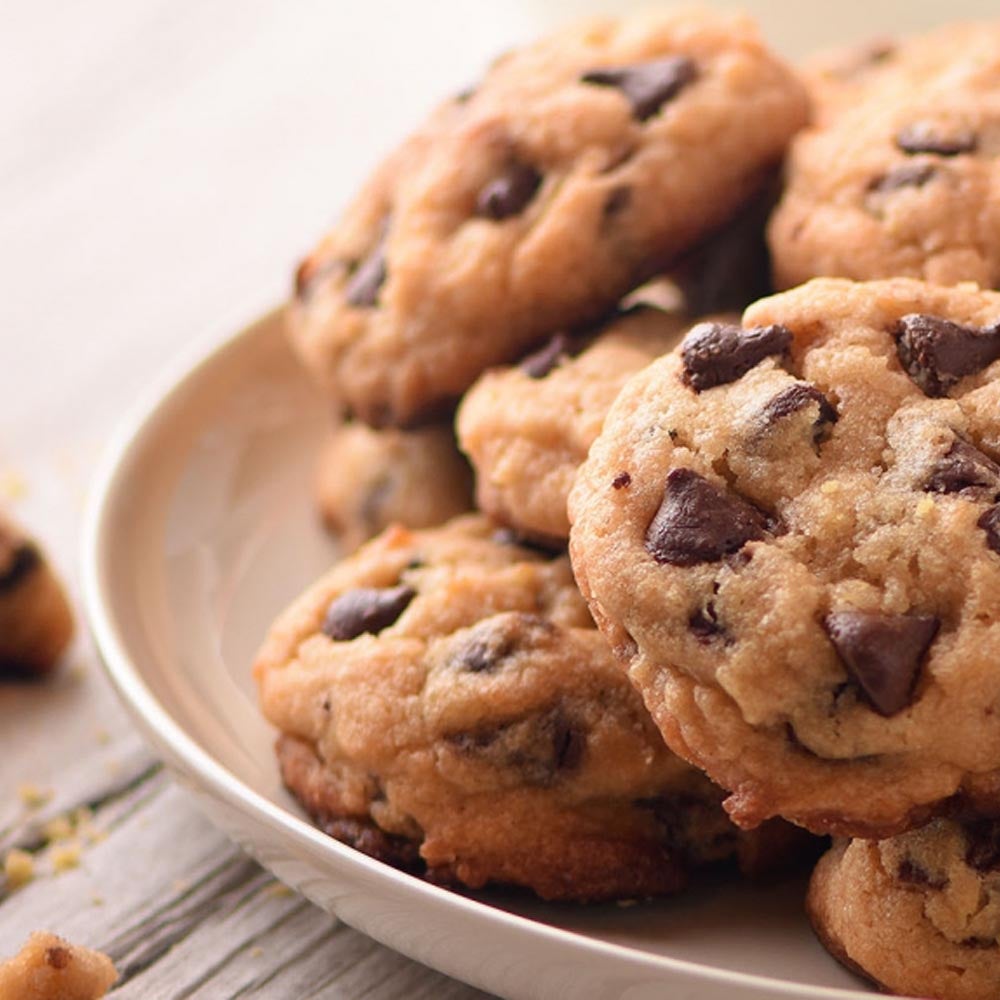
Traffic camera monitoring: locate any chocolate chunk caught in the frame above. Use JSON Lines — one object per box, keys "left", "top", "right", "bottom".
{"left": 446, "top": 707, "right": 584, "bottom": 785}
{"left": 688, "top": 601, "right": 725, "bottom": 643}
{"left": 45, "top": 947, "right": 71, "bottom": 970}
{"left": 979, "top": 505, "right": 1000, "bottom": 555}
{"left": 925, "top": 439, "right": 1000, "bottom": 498}
{"left": 961, "top": 937, "right": 999, "bottom": 950}
{"left": 612, "top": 471, "right": 632, "bottom": 490}
{"left": 0, "top": 543, "right": 39, "bottom": 592}
{"left": 581, "top": 56, "right": 697, "bottom": 121}
{"left": 964, "top": 818, "right": 1000, "bottom": 872}
{"left": 681, "top": 322, "right": 793, "bottom": 392}
{"left": 895, "top": 122, "right": 977, "bottom": 157}
{"left": 759, "top": 383, "right": 838, "bottom": 443}
{"left": 895, "top": 314, "right": 1000, "bottom": 397}
{"left": 868, "top": 163, "right": 937, "bottom": 194}
{"left": 322, "top": 585, "right": 415, "bottom": 641}
{"left": 823, "top": 611, "right": 939, "bottom": 716}
{"left": 897, "top": 858, "right": 948, "bottom": 890}
{"left": 520, "top": 333, "right": 572, "bottom": 379}
{"left": 475, "top": 161, "right": 541, "bottom": 220}
{"left": 344, "top": 231, "right": 388, "bottom": 308}
{"left": 603, "top": 185, "right": 631, "bottom": 217}
{"left": 446, "top": 614, "right": 551, "bottom": 673}
{"left": 645, "top": 468, "right": 773, "bottom": 567}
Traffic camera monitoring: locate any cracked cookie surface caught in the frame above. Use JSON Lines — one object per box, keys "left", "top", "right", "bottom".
{"left": 771, "top": 21, "right": 1000, "bottom": 290}
{"left": 254, "top": 515, "right": 809, "bottom": 900}
{"left": 809, "top": 818, "right": 1000, "bottom": 1000}
{"left": 568, "top": 278, "right": 1000, "bottom": 836}
{"left": 456, "top": 305, "right": 691, "bottom": 545}
{"left": 289, "top": 9, "right": 806, "bottom": 426}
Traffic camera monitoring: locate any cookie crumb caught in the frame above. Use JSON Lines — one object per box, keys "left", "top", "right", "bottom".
{"left": 264, "top": 881, "right": 293, "bottom": 898}
{"left": 249, "top": 946, "right": 264, "bottom": 958}
{"left": 18, "top": 783, "right": 52, "bottom": 809}
{"left": 820, "top": 479, "right": 842, "bottom": 495}
{"left": 4, "top": 849, "right": 35, "bottom": 889}
{"left": 915, "top": 496, "right": 935, "bottom": 518}
{"left": 42, "top": 816, "right": 74, "bottom": 843}
{"left": 51, "top": 842, "right": 82, "bottom": 873}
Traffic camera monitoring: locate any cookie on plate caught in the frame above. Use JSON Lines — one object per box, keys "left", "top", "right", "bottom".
{"left": 315, "top": 421, "right": 473, "bottom": 553}
{"left": 289, "top": 9, "right": 807, "bottom": 426}
{"left": 0, "top": 931, "right": 117, "bottom": 1000}
{"left": 0, "top": 512, "right": 73, "bottom": 677}
{"left": 569, "top": 277, "right": 1000, "bottom": 837}
{"left": 255, "top": 516, "right": 811, "bottom": 901}
{"left": 809, "top": 818, "right": 1000, "bottom": 1000}
{"left": 456, "top": 305, "right": 692, "bottom": 546}
{"left": 770, "top": 21, "right": 1000, "bottom": 289}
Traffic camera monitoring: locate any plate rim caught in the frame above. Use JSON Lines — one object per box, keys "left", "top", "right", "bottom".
{"left": 79, "top": 303, "right": 874, "bottom": 1000}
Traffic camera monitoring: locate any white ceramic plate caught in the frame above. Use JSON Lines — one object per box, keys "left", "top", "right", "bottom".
{"left": 82, "top": 309, "right": 879, "bottom": 1000}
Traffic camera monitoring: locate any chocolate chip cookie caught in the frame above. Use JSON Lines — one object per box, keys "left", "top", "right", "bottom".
{"left": 289, "top": 9, "right": 807, "bottom": 426}
{"left": 456, "top": 305, "right": 692, "bottom": 546}
{"left": 0, "top": 512, "right": 73, "bottom": 677}
{"left": 810, "top": 817, "right": 1000, "bottom": 1000}
{"left": 0, "top": 932, "right": 117, "bottom": 1000}
{"left": 770, "top": 21, "right": 1000, "bottom": 289}
{"left": 254, "top": 516, "right": 810, "bottom": 900}
{"left": 315, "top": 421, "right": 474, "bottom": 553}
{"left": 569, "top": 277, "right": 1000, "bottom": 837}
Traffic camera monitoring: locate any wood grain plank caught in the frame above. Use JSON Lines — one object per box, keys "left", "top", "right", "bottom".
{"left": 0, "top": 766, "right": 488, "bottom": 997}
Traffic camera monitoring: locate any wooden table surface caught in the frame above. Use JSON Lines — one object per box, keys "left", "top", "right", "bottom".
{"left": 4, "top": 1, "right": 992, "bottom": 996}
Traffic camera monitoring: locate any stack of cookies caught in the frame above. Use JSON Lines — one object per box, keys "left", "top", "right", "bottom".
{"left": 254, "top": 11, "right": 1000, "bottom": 999}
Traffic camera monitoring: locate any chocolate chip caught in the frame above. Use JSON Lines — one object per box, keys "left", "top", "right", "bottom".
{"left": 645, "top": 468, "right": 773, "bottom": 566}
{"left": 688, "top": 601, "right": 725, "bottom": 643}
{"left": 322, "top": 585, "right": 415, "bottom": 641}
{"left": 344, "top": 231, "right": 388, "bottom": 308}
{"left": 44, "top": 947, "right": 71, "bottom": 970}
{"left": 446, "top": 707, "right": 584, "bottom": 785}
{"left": 603, "top": 185, "right": 631, "bottom": 217}
{"left": 681, "top": 322, "right": 793, "bottom": 392}
{"left": 895, "top": 314, "right": 1000, "bottom": 397}
{"left": 612, "top": 471, "right": 632, "bottom": 490}
{"left": 868, "top": 163, "right": 937, "bottom": 193}
{"left": 0, "top": 543, "right": 39, "bottom": 592}
{"left": 925, "top": 439, "right": 1000, "bottom": 498}
{"left": 475, "top": 161, "right": 541, "bottom": 220}
{"left": 895, "top": 122, "right": 977, "bottom": 156}
{"left": 961, "top": 937, "right": 998, "bottom": 950}
{"left": 897, "top": 857, "right": 948, "bottom": 890}
{"left": 759, "top": 383, "right": 838, "bottom": 444}
{"left": 581, "top": 56, "right": 698, "bottom": 121}
{"left": 979, "top": 505, "right": 1000, "bottom": 554}
{"left": 965, "top": 818, "right": 1000, "bottom": 872}
{"left": 823, "top": 611, "right": 939, "bottom": 716}
{"left": 519, "top": 333, "right": 572, "bottom": 379}
{"left": 449, "top": 631, "right": 512, "bottom": 673}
